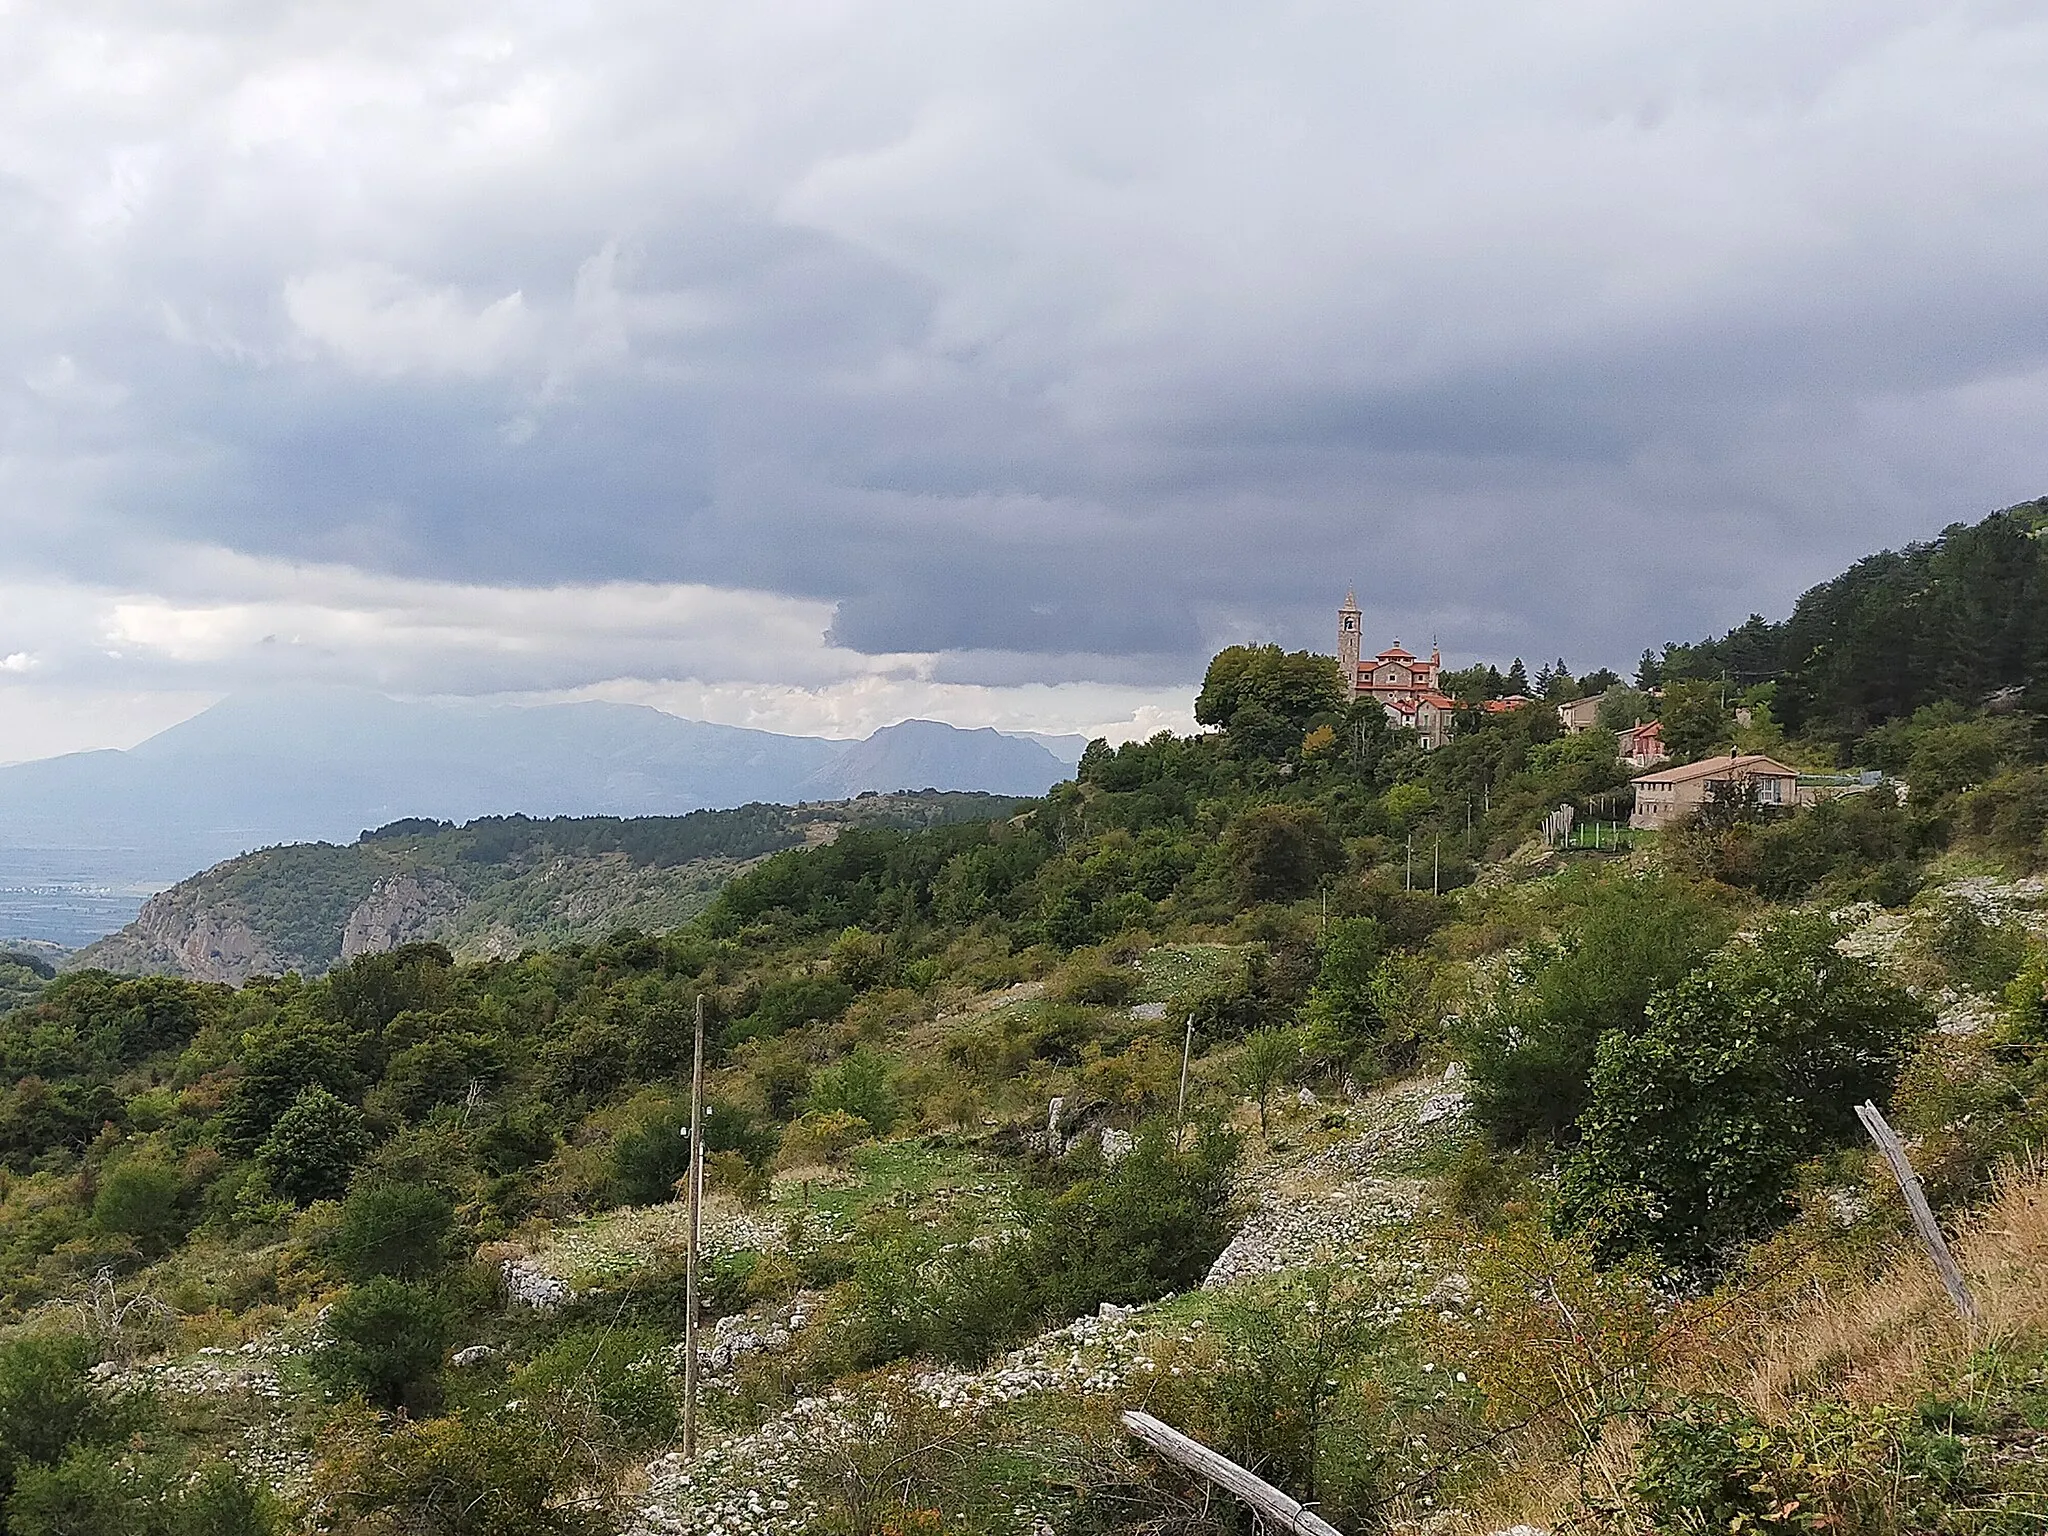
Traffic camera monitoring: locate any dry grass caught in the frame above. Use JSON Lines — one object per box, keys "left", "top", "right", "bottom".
{"left": 1728, "top": 1157, "right": 2048, "bottom": 1422}
{"left": 1430, "top": 1159, "right": 2048, "bottom": 1534}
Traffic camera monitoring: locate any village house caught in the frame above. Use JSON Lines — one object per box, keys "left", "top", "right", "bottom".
{"left": 1557, "top": 695, "right": 1604, "bottom": 733}
{"left": 1337, "top": 593, "right": 1457, "bottom": 749}
{"left": 1620, "top": 719, "right": 1665, "bottom": 769}
{"left": 1629, "top": 753, "right": 1803, "bottom": 830}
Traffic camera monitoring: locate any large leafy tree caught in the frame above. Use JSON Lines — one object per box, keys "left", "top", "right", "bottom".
{"left": 1196, "top": 646, "right": 1346, "bottom": 759}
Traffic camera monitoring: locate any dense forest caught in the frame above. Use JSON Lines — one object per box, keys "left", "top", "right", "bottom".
{"left": 0, "top": 505, "right": 2042, "bottom": 1535}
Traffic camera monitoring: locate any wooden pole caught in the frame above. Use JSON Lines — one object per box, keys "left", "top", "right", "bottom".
{"left": 1121, "top": 1410, "right": 1344, "bottom": 1536}
{"left": 1174, "top": 1014, "right": 1196, "bottom": 1151}
{"left": 684, "top": 994, "right": 707, "bottom": 1458}
{"left": 1856, "top": 1101, "right": 1978, "bottom": 1323}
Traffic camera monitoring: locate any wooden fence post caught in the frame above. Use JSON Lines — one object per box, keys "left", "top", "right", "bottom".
{"left": 1121, "top": 1410, "right": 1345, "bottom": 1536}
{"left": 1855, "top": 1100, "right": 1978, "bottom": 1323}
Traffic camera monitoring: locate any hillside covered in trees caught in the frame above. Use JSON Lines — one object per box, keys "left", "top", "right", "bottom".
{"left": 67, "top": 793, "right": 1027, "bottom": 985}
{"left": 0, "top": 504, "right": 2042, "bottom": 1535}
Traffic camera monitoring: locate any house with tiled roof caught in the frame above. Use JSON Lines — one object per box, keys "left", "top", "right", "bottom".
{"left": 1619, "top": 719, "right": 1665, "bottom": 770}
{"left": 1629, "top": 753, "right": 1802, "bottom": 830}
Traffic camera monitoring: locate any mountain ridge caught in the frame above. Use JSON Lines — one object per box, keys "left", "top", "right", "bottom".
{"left": 0, "top": 690, "right": 1081, "bottom": 944}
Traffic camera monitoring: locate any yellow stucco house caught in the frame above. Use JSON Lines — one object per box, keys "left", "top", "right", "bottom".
{"left": 1630, "top": 753, "right": 1803, "bottom": 830}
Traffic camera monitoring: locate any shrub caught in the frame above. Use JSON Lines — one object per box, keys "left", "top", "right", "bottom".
{"left": 313, "top": 1278, "right": 451, "bottom": 1413}
{"left": 804, "top": 1048, "right": 899, "bottom": 1135}
{"left": 514, "top": 1326, "right": 679, "bottom": 1459}
{"left": 331, "top": 1182, "right": 457, "bottom": 1282}
{"left": 1195, "top": 1272, "right": 1389, "bottom": 1518}
{"left": 1462, "top": 875, "right": 1731, "bottom": 1145}
{"left": 829, "top": 928, "right": 891, "bottom": 992}
{"left": 167, "top": 1463, "right": 287, "bottom": 1536}
{"left": 257, "top": 1086, "right": 371, "bottom": 1204}
{"left": 780, "top": 1109, "right": 873, "bottom": 1167}
{"left": 1558, "top": 914, "right": 1928, "bottom": 1274}
{"left": 1053, "top": 956, "right": 1138, "bottom": 1007}
{"left": 1299, "top": 918, "right": 1387, "bottom": 1074}
{"left": 8, "top": 1448, "right": 136, "bottom": 1536}
{"left": 0, "top": 1334, "right": 135, "bottom": 1501}
{"left": 314, "top": 1406, "right": 608, "bottom": 1536}
{"left": 91, "top": 1160, "right": 185, "bottom": 1253}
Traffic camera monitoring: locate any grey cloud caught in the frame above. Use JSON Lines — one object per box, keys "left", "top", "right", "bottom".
{"left": 7, "top": 0, "right": 2048, "bottom": 702}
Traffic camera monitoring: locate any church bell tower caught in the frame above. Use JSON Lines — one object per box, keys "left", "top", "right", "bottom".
{"left": 1337, "top": 590, "right": 1362, "bottom": 692}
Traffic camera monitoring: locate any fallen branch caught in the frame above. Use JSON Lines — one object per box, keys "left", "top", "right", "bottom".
{"left": 1120, "top": 1409, "right": 1344, "bottom": 1536}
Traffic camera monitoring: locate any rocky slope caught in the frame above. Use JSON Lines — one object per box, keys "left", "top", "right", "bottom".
{"left": 71, "top": 791, "right": 1025, "bottom": 982}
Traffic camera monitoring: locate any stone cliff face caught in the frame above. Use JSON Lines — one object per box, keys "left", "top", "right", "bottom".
{"left": 339, "top": 876, "right": 466, "bottom": 963}
{"left": 75, "top": 886, "right": 291, "bottom": 985}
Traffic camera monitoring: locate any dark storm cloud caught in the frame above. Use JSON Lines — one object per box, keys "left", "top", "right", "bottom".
{"left": 9, "top": 0, "right": 2048, "bottom": 724}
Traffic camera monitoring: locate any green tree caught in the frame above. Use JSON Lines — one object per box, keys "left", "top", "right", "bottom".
{"left": 1195, "top": 646, "right": 1346, "bottom": 759}
{"left": 804, "top": 1047, "right": 899, "bottom": 1135}
{"left": 1299, "top": 918, "right": 1386, "bottom": 1075}
{"left": 1504, "top": 657, "right": 1529, "bottom": 694}
{"left": 1462, "top": 875, "right": 1732, "bottom": 1145}
{"left": 1236, "top": 1029, "right": 1303, "bottom": 1136}
{"left": 1596, "top": 686, "right": 1655, "bottom": 733}
{"left": 1220, "top": 806, "right": 1343, "bottom": 907}
{"left": 8, "top": 1448, "right": 137, "bottom": 1536}
{"left": 828, "top": 927, "right": 891, "bottom": 991}
{"left": 1659, "top": 679, "right": 1732, "bottom": 761}
{"left": 1558, "top": 914, "right": 1927, "bottom": 1273}
{"left": 91, "top": 1160, "right": 184, "bottom": 1254}
{"left": 256, "top": 1086, "right": 371, "bottom": 1204}
{"left": 313, "top": 1278, "right": 452, "bottom": 1413}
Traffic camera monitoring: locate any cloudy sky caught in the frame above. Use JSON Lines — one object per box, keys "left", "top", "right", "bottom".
{"left": 6, "top": 1, "right": 2048, "bottom": 762}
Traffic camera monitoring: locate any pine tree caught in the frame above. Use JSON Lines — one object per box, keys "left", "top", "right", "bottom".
{"left": 1635, "top": 648, "right": 1661, "bottom": 690}
{"left": 1504, "top": 657, "right": 1529, "bottom": 695}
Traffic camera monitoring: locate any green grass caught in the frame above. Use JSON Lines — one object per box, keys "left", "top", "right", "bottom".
{"left": 771, "top": 1137, "right": 1005, "bottom": 1224}
{"left": 1132, "top": 944, "right": 1248, "bottom": 1004}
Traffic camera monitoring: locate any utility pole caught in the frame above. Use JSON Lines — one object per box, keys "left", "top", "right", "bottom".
{"left": 683, "top": 993, "right": 707, "bottom": 1461}
{"left": 1405, "top": 833, "right": 1412, "bottom": 892}
{"left": 1432, "top": 834, "right": 1440, "bottom": 895}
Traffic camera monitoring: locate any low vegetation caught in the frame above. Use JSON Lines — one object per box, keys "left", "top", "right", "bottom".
{"left": 0, "top": 502, "right": 2043, "bottom": 1534}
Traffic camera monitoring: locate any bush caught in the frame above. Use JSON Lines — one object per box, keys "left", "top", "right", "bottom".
{"left": 803, "top": 1048, "right": 899, "bottom": 1135}
{"left": 91, "top": 1160, "right": 185, "bottom": 1253}
{"left": 829, "top": 928, "right": 891, "bottom": 992}
{"left": 257, "top": 1086, "right": 371, "bottom": 1204}
{"left": 1558, "top": 914, "right": 1928, "bottom": 1274}
{"left": 0, "top": 1333, "right": 136, "bottom": 1505}
{"left": 1221, "top": 806, "right": 1344, "bottom": 906}
{"left": 842, "top": 1120, "right": 1240, "bottom": 1368}
{"left": 8, "top": 1448, "right": 136, "bottom": 1536}
{"left": 331, "top": 1182, "right": 457, "bottom": 1282}
{"left": 1195, "top": 1273, "right": 1389, "bottom": 1519}
{"left": 514, "top": 1326, "right": 679, "bottom": 1458}
{"left": 1462, "top": 875, "right": 1731, "bottom": 1145}
{"left": 313, "top": 1278, "right": 451, "bottom": 1412}
{"left": 780, "top": 1109, "right": 872, "bottom": 1166}
{"left": 315, "top": 1407, "right": 608, "bottom": 1536}
{"left": 1299, "top": 918, "right": 1387, "bottom": 1075}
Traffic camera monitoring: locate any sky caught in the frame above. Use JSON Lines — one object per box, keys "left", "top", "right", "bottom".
{"left": 7, "top": 1, "right": 2048, "bottom": 763}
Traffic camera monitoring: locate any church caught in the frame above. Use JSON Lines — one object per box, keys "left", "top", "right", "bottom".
{"left": 1337, "top": 592, "right": 1457, "bottom": 749}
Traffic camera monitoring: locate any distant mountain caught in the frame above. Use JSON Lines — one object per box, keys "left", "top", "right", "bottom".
{"left": 794, "top": 719, "right": 1072, "bottom": 800}
{"left": 0, "top": 691, "right": 1077, "bottom": 943}
{"left": 70, "top": 792, "right": 1028, "bottom": 983}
